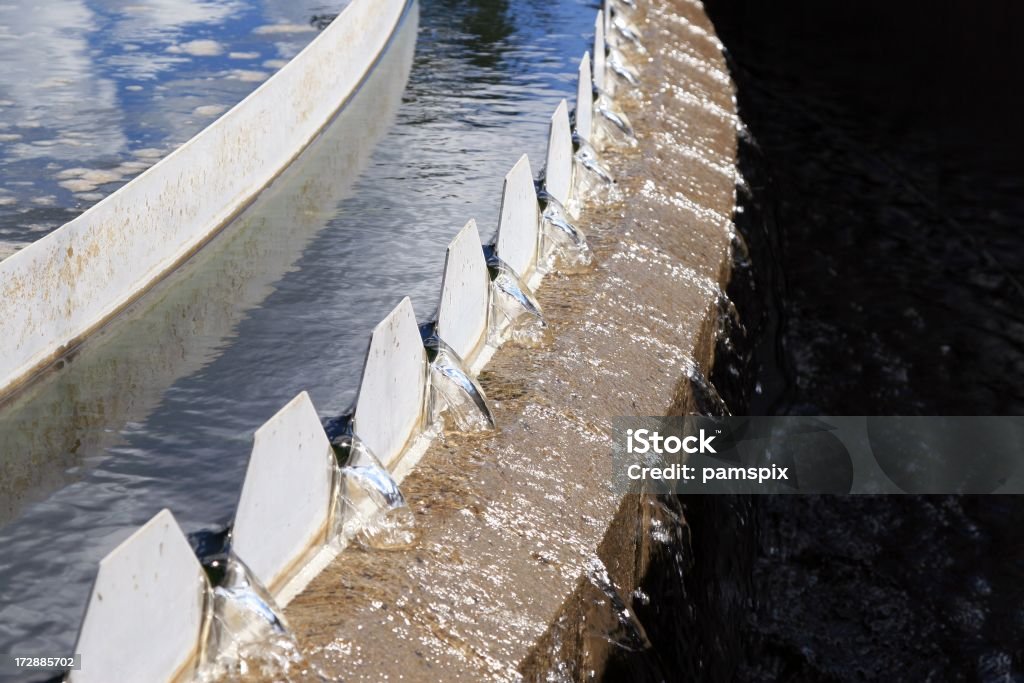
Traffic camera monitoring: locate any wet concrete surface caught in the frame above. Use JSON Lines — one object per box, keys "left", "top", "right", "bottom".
{"left": 0, "top": 0, "right": 606, "bottom": 656}
{"left": 282, "top": 0, "right": 738, "bottom": 679}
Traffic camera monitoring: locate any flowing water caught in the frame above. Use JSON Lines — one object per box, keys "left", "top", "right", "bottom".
{"left": 0, "top": 0, "right": 604, "bottom": 662}
{"left": 6, "top": 0, "right": 1020, "bottom": 678}
{"left": 197, "top": 553, "right": 314, "bottom": 683}
{"left": 335, "top": 439, "right": 419, "bottom": 552}
{"left": 427, "top": 340, "right": 497, "bottom": 433}
{"left": 608, "top": 1, "right": 1024, "bottom": 681}
{"left": 539, "top": 196, "right": 593, "bottom": 273}
{"left": 485, "top": 260, "right": 548, "bottom": 348}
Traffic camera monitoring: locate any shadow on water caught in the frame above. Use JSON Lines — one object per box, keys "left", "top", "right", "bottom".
{"left": 709, "top": 0, "right": 1024, "bottom": 418}
{"left": 601, "top": 495, "right": 756, "bottom": 683}
{"left": 429, "top": 0, "right": 513, "bottom": 70}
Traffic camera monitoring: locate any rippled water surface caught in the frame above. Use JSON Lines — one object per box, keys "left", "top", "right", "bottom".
{"left": 0, "top": 0, "right": 598, "bottom": 658}
{"left": 0, "top": 0, "right": 351, "bottom": 254}
{"left": 696, "top": 1, "right": 1024, "bottom": 680}
{"left": 708, "top": 0, "right": 1024, "bottom": 417}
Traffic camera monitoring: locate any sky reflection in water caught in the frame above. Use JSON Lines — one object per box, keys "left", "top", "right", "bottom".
{"left": 0, "top": 0, "right": 597, "bottom": 659}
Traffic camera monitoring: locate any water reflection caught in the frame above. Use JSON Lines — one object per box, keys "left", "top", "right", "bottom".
{"left": 0, "top": 0, "right": 599, "bottom": 659}
{"left": 430, "top": 0, "right": 513, "bottom": 70}
{"left": 0, "top": 0, "right": 350, "bottom": 248}
{"left": 0, "top": 4, "right": 414, "bottom": 656}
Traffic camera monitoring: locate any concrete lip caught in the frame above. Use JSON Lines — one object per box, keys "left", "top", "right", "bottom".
{"left": 284, "top": 0, "right": 738, "bottom": 679}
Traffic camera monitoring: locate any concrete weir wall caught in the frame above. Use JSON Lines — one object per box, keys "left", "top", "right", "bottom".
{"left": 50, "top": 0, "right": 737, "bottom": 679}
{"left": 0, "top": 0, "right": 409, "bottom": 400}
{"left": 285, "top": 0, "right": 739, "bottom": 679}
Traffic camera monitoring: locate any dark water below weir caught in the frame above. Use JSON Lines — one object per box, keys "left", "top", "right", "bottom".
{"left": 0, "top": 0, "right": 600, "bottom": 660}
{"left": 608, "top": 1, "right": 1024, "bottom": 682}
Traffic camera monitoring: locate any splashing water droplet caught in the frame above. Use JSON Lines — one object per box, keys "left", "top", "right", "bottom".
{"left": 332, "top": 436, "right": 418, "bottom": 551}
{"left": 538, "top": 192, "right": 593, "bottom": 273}
{"left": 487, "top": 258, "right": 549, "bottom": 349}
{"left": 427, "top": 339, "right": 496, "bottom": 432}
{"left": 197, "top": 553, "right": 314, "bottom": 682}
{"left": 682, "top": 357, "right": 731, "bottom": 416}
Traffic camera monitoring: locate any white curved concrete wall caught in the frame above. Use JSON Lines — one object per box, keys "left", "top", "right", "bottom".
{"left": 232, "top": 391, "right": 335, "bottom": 597}
{"left": 595, "top": 12, "right": 607, "bottom": 92}
{"left": 545, "top": 100, "right": 574, "bottom": 207}
{"left": 0, "top": 0, "right": 410, "bottom": 399}
{"left": 577, "top": 52, "right": 594, "bottom": 141}
{"left": 438, "top": 220, "right": 491, "bottom": 362}
{"left": 495, "top": 155, "right": 541, "bottom": 280}
{"left": 354, "top": 297, "right": 427, "bottom": 469}
{"left": 71, "top": 510, "right": 207, "bottom": 683}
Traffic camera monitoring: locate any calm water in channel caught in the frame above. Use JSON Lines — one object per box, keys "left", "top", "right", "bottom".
{"left": 0, "top": 0, "right": 353, "bottom": 254}
{"left": 0, "top": 0, "right": 598, "bottom": 659}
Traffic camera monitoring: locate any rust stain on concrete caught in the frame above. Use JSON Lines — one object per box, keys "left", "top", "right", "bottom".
{"left": 284, "top": 0, "right": 738, "bottom": 679}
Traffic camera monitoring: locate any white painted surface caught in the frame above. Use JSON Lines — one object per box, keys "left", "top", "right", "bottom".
{"left": 495, "top": 154, "right": 541, "bottom": 280}
{"left": 438, "top": 220, "right": 491, "bottom": 362}
{"left": 594, "top": 12, "right": 607, "bottom": 92}
{"left": 576, "top": 52, "right": 594, "bottom": 141}
{"left": 545, "top": 100, "right": 574, "bottom": 208}
{"left": 354, "top": 297, "right": 427, "bottom": 470}
{"left": 71, "top": 509, "right": 207, "bottom": 683}
{"left": 0, "top": 0, "right": 409, "bottom": 398}
{"left": 232, "top": 391, "right": 335, "bottom": 597}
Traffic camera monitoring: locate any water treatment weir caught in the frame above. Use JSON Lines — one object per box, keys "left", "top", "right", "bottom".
{"left": 0, "top": 0, "right": 738, "bottom": 680}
